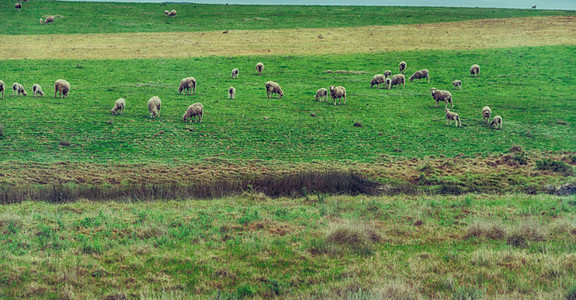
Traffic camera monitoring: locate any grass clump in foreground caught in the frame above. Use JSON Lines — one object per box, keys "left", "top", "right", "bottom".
{"left": 0, "top": 194, "right": 575, "bottom": 298}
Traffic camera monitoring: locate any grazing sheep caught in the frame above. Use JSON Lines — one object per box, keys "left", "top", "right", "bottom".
{"left": 166, "top": 9, "right": 176, "bottom": 17}
{"left": 0, "top": 80, "right": 4, "bottom": 100}
{"left": 384, "top": 70, "right": 392, "bottom": 78}
{"left": 183, "top": 103, "right": 204, "bottom": 123}
{"left": 164, "top": 10, "right": 169, "bottom": 16}
{"left": 256, "top": 62, "right": 264, "bottom": 75}
{"left": 15, "top": 2, "right": 21, "bottom": 10}
{"left": 399, "top": 61, "right": 407, "bottom": 74}
{"left": 111, "top": 98, "right": 126, "bottom": 115}
{"left": 329, "top": 85, "right": 346, "bottom": 105}
{"left": 42, "top": 16, "right": 55, "bottom": 25}
{"left": 489, "top": 116, "right": 503, "bottom": 129}
{"left": 385, "top": 77, "right": 392, "bottom": 90}
{"left": 390, "top": 74, "right": 405, "bottom": 89}
{"left": 54, "top": 79, "right": 70, "bottom": 98}
{"left": 409, "top": 69, "right": 430, "bottom": 83}
{"left": 445, "top": 108, "right": 461, "bottom": 127}
{"left": 470, "top": 64, "right": 480, "bottom": 77}
{"left": 12, "top": 83, "right": 27, "bottom": 97}
{"left": 315, "top": 88, "right": 328, "bottom": 102}
{"left": 370, "top": 74, "right": 385, "bottom": 88}
{"left": 231, "top": 68, "right": 239, "bottom": 79}
{"left": 265, "top": 81, "right": 284, "bottom": 99}
{"left": 32, "top": 84, "right": 44, "bottom": 97}
{"left": 148, "top": 96, "right": 161, "bottom": 118}
{"left": 452, "top": 80, "right": 462, "bottom": 90}
{"left": 178, "top": 77, "right": 196, "bottom": 95}
{"left": 482, "top": 106, "right": 492, "bottom": 123}
{"left": 430, "top": 88, "right": 453, "bottom": 108}
{"left": 228, "top": 86, "right": 236, "bottom": 100}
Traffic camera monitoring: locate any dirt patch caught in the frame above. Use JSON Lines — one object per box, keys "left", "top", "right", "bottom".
{"left": 2, "top": 16, "right": 575, "bottom": 60}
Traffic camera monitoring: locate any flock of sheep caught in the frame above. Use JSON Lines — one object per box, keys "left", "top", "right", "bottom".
{"left": 1, "top": 60, "right": 503, "bottom": 130}
{"left": 366, "top": 62, "right": 502, "bottom": 129}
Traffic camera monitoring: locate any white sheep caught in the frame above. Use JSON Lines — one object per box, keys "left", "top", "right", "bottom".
{"left": 148, "top": 96, "right": 161, "bottom": 118}
{"left": 385, "top": 77, "right": 392, "bottom": 90}
{"left": 445, "top": 108, "right": 461, "bottom": 127}
{"left": 111, "top": 98, "right": 126, "bottom": 115}
{"left": 32, "top": 84, "right": 44, "bottom": 97}
{"left": 228, "top": 86, "right": 236, "bottom": 100}
{"left": 256, "top": 62, "right": 264, "bottom": 75}
{"left": 15, "top": 2, "right": 21, "bottom": 10}
{"left": 482, "top": 106, "right": 492, "bottom": 123}
{"left": 409, "top": 69, "right": 430, "bottom": 83}
{"left": 370, "top": 74, "right": 385, "bottom": 88}
{"left": 399, "top": 61, "right": 407, "bottom": 74}
{"left": 489, "top": 116, "right": 502, "bottom": 129}
{"left": 0, "top": 80, "right": 4, "bottom": 100}
{"left": 452, "top": 80, "right": 462, "bottom": 90}
{"left": 470, "top": 64, "right": 480, "bottom": 77}
{"left": 431, "top": 88, "right": 453, "bottom": 108}
{"left": 178, "top": 77, "right": 196, "bottom": 95}
{"left": 315, "top": 88, "right": 328, "bottom": 101}
{"left": 42, "top": 16, "right": 55, "bottom": 25}
{"left": 384, "top": 70, "right": 392, "bottom": 78}
{"left": 12, "top": 83, "right": 27, "bottom": 97}
{"left": 183, "top": 103, "right": 204, "bottom": 123}
{"left": 166, "top": 9, "right": 176, "bottom": 17}
{"left": 54, "top": 79, "right": 70, "bottom": 98}
{"left": 265, "top": 81, "right": 284, "bottom": 99}
{"left": 390, "top": 74, "right": 405, "bottom": 89}
{"left": 231, "top": 68, "right": 239, "bottom": 79}
{"left": 330, "top": 85, "right": 346, "bottom": 105}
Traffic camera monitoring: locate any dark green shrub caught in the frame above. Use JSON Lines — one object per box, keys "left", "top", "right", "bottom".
{"left": 536, "top": 159, "right": 574, "bottom": 176}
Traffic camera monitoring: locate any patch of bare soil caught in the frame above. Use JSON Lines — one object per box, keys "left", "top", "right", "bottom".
{"left": 2, "top": 16, "right": 575, "bottom": 60}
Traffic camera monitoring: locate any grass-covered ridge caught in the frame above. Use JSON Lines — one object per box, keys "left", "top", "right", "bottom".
{"left": 1, "top": 194, "right": 575, "bottom": 298}
{"left": 2, "top": 1, "right": 575, "bottom": 35}
{"left": 0, "top": 46, "right": 574, "bottom": 164}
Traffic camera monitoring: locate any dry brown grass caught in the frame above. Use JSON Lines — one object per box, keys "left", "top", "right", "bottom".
{"left": 2, "top": 16, "right": 575, "bottom": 60}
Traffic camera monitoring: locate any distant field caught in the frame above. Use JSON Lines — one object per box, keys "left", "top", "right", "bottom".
{"left": 2, "top": 1, "right": 575, "bottom": 35}
{"left": 3, "top": 16, "right": 576, "bottom": 60}
{"left": 1, "top": 194, "right": 575, "bottom": 298}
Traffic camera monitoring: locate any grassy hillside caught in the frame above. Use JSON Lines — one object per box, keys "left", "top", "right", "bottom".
{"left": 0, "top": 46, "right": 574, "bottom": 164}
{"left": 1, "top": 194, "right": 575, "bottom": 298}
{"left": 1, "top": 1, "right": 575, "bottom": 35}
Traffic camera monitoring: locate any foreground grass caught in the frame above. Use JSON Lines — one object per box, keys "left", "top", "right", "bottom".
{"left": 0, "top": 194, "right": 575, "bottom": 298}
{"left": 0, "top": 46, "right": 575, "bottom": 164}
{"left": 2, "top": 1, "right": 574, "bottom": 35}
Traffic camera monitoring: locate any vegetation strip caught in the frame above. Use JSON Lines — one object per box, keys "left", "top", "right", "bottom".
{"left": 2, "top": 16, "right": 576, "bottom": 60}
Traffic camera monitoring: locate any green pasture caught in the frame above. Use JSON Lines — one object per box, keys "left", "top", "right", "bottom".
{"left": 2, "top": 1, "right": 574, "bottom": 35}
{"left": 1, "top": 194, "right": 575, "bottom": 298}
{"left": 0, "top": 45, "right": 574, "bottom": 164}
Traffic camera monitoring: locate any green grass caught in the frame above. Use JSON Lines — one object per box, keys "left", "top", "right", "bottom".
{"left": 0, "top": 45, "right": 575, "bottom": 164}
{"left": 1, "top": 194, "right": 575, "bottom": 298}
{"left": 2, "top": 1, "right": 575, "bottom": 35}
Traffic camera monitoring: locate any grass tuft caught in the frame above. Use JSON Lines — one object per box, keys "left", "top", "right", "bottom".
{"left": 536, "top": 159, "right": 574, "bottom": 176}
{"left": 325, "top": 222, "right": 381, "bottom": 255}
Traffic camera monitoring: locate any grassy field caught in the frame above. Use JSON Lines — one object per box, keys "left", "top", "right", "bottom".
{"left": 0, "top": 46, "right": 575, "bottom": 164}
{"left": 1, "top": 194, "right": 575, "bottom": 298}
{"left": 1, "top": 2, "right": 576, "bottom": 298}
{"left": 2, "top": 1, "right": 574, "bottom": 35}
